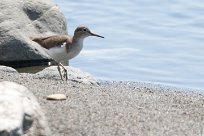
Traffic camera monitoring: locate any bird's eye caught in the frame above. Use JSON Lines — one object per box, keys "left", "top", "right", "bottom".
{"left": 83, "top": 28, "right": 87, "bottom": 32}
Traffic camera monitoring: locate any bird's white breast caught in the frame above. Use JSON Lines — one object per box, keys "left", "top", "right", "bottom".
{"left": 47, "top": 43, "right": 67, "bottom": 62}
{"left": 46, "top": 40, "right": 83, "bottom": 62}
{"left": 67, "top": 38, "right": 83, "bottom": 59}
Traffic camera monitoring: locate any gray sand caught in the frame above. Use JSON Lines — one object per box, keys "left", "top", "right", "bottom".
{"left": 1, "top": 71, "right": 204, "bottom": 136}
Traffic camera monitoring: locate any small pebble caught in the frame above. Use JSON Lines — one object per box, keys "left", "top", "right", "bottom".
{"left": 46, "top": 94, "right": 66, "bottom": 100}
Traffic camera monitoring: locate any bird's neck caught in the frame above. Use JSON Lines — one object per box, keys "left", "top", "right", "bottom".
{"left": 72, "top": 35, "right": 85, "bottom": 46}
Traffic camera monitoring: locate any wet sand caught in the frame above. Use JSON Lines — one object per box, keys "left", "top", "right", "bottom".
{"left": 0, "top": 71, "right": 204, "bottom": 136}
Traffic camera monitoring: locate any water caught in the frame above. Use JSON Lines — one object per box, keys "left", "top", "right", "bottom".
{"left": 53, "top": 0, "right": 204, "bottom": 90}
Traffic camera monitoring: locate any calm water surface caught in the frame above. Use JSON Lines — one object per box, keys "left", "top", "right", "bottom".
{"left": 54, "top": 0, "right": 204, "bottom": 90}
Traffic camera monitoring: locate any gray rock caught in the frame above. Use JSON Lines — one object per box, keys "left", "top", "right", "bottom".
{"left": 0, "top": 0, "right": 67, "bottom": 65}
{"left": 34, "top": 66, "right": 99, "bottom": 85}
{"left": 0, "top": 81, "right": 50, "bottom": 136}
{"left": 0, "top": 65, "right": 18, "bottom": 73}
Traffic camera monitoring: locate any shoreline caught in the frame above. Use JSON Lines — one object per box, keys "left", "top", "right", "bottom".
{"left": 0, "top": 69, "right": 204, "bottom": 135}
{"left": 5, "top": 64, "right": 203, "bottom": 92}
{"left": 100, "top": 80, "right": 204, "bottom": 95}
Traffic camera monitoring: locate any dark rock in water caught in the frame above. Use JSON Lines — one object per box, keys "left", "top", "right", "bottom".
{"left": 0, "top": 0, "right": 67, "bottom": 67}
{"left": 0, "top": 59, "right": 51, "bottom": 68}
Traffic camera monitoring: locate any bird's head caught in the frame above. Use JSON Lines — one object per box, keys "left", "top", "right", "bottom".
{"left": 74, "top": 26, "right": 104, "bottom": 39}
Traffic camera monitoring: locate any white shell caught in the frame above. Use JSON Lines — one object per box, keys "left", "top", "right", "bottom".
{"left": 46, "top": 94, "right": 66, "bottom": 100}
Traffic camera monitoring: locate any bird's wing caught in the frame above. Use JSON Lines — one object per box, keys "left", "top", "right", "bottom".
{"left": 32, "top": 35, "right": 70, "bottom": 49}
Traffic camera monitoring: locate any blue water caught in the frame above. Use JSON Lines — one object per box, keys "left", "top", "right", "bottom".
{"left": 54, "top": 0, "right": 204, "bottom": 90}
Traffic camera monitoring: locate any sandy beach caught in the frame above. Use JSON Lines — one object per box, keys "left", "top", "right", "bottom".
{"left": 0, "top": 70, "right": 204, "bottom": 136}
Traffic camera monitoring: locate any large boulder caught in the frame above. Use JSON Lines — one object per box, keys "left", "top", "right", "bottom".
{"left": 0, "top": 81, "right": 50, "bottom": 135}
{"left": 0, "top": 0, "right": 67, "bottom": 67}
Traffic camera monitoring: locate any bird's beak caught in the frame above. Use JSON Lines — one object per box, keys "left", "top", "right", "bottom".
{"left": 90, "top": 31, "right": 104, "bottom": 38}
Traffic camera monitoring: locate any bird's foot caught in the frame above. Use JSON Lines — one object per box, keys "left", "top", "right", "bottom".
{"left": 62, "top": 68, "right": 68, "bottom": 81}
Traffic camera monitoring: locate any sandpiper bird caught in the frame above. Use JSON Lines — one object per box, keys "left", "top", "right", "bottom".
{"left": 31, "top": 26, "right": 104, "bottom": 80}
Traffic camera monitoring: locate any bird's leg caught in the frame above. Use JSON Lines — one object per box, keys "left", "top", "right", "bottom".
{"left": 57, "top": 63, "right": 64, "bottom": 80}
{"left": 58, "top": 62, "right": 68, "bottom": 81}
